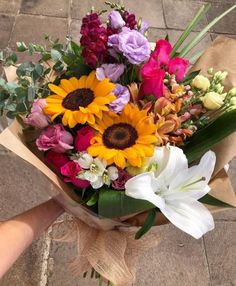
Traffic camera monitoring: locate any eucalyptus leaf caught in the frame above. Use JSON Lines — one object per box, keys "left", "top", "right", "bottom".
{"left": 98, "top": 189, "right": 154, "bottom": 218}
{"left": 16, "top": 42, "right": 28, "bottom": 52}
{"left": 6, "top": 53, "right": 17, "bottom": 65}
{"left": 0, "top": 51, "right": 3, "bottom": 61}
{"left": 51, "top": 49, "right": 62, "bottom": 61}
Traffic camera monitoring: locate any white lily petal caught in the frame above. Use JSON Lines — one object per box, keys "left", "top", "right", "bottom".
{"left": 91, "top": 176, "right": 104, "bottom": 189}
{"left": 149, "top": 146, "right": 170, "bottom": 176}
{"left": 169, "top": 151, "right": 216, "bottom": 199}
{"left": 161, "top": 199, "right": 214, "bottom": 239}
{"left": 125, "top": 173, "right": 165, "bottom": 209}
{"left": 165, "top": 186, "right": 211, "bottom": 202}
{"left": 157, "top": 146, "right": 188, "bottom": 184}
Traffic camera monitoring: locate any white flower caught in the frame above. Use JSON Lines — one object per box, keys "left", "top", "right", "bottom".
{"left": 125, "top": 145, "right": 216, "bottom": 239}
{"left": 191, "top": 75, "right": 210, "bottom": 91}
{"left": 77, "top": 153, "right": 118, "bottom": 189}
{"left": 201, "top": 91, "right": 226, "bottom": 110}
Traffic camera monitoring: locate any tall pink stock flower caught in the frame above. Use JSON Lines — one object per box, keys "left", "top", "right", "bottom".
{"left": 140, "top": 39, "right": 189, "bottom": 98}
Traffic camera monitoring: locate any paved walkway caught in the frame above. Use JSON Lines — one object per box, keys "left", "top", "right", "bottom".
{"left": 0, "top": 0, "right": 236, "bottom": 285}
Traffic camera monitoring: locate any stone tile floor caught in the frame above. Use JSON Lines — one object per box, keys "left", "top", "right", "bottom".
{"left": 0, "top": 0, "right": 236, "bottom": 285}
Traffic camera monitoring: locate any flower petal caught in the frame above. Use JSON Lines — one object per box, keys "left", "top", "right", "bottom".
{"left": 125, "top": 172, "right": 165, "bottom": 209}
{"left": 161, "top": 199, "right": 214, "bottom": 239}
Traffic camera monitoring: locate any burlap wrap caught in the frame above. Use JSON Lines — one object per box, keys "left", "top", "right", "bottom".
{"left": 0, "top": 36, "right": 236, "bottom": 285}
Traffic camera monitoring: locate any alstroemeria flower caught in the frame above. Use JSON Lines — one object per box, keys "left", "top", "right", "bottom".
{"left": 125, "top": 146, "right": 216, "bottom": 239}
{"left": 140, "top": 39, "right": 189, "bottom": 98}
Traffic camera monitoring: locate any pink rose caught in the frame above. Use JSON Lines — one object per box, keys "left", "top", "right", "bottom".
{"left": 61, "top": 161, "right": 90, "bottom": 188}
{"left": 24, "top": 99, "right": 49, "bottom": 129}
{"left": 139, "top": 57, "right": 166, "bottom": 99}
{"left": 36, "top": 124, "right": 73, "bottom": 153}
{"left": 45, "top": 151, "right": 70, "bottom": 172}
{"left": 75, "top": 126, "right": 94, "bottom": 152}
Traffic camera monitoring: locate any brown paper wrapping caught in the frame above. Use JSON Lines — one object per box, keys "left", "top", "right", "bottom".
{"left": 1, "top": 36, "right": 236, "bottom": 285}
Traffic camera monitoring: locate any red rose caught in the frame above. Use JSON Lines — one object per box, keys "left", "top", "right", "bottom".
{"left": 75, "top": 126, "right": 94, "bottom": 152}
{"left": 45, "top": 151, "right": 70, "bottom": 172}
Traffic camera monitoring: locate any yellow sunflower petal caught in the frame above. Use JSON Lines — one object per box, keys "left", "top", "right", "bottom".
{"left": 86, "top": 71, "right": 97, "bottom": 88}
{"left": 77, "top": 75, "right": 87, "bottom": 88}
{"left": 48, "top": 84, "right": 67, "bottom": 97}
{"left": 69, "top": 77, "right": 80, "bottom": 89}
{"left": 136, "top": 144, "right": 154, "bottom": 157}
{"left": 60, "top": 79, "right": 75, "bottom": 93}
{"left": 94, "top": 79, "right": 115, "bottom": 97}
{"left": 102, "top": 149, "right": 118, "bottom": 160}
{"left": 88, "top": 145, "right": 105, "bottom": 157}
{"left": 87, "top": 114, "right": 95, "bottom": 125}
{"left": 136, "top": 135, "right": 157, "bottom": 144}
{"left": 114, "top": 152, "right": 126, "bottom": 169}
{"left": 62, "top": 110, "right": 70, "bottom": 126}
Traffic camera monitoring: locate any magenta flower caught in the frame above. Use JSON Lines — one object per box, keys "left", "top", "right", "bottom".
{"left": 139, "top": 57, "right": 166, "bottom": 98}
{"left": 96, "top": 63, "right": 125, "bottom": 82}
{"left": 140, "top": 39, "right": 189, "bottom": 98}
{"left": 61, "top": 161, "right": 90, "bottom": 188}
{"left": 74, "top": 126, "right": 94, "bottom": 152}
{"left": 24, "top": 99, "right": 49, "bottom": 129}
{"left": 36, "top": 124, "right": 73, "bottom": 153}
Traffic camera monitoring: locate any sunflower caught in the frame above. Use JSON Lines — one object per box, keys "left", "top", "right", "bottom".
{"left": 43, "top": 71, "right": 116, "bottom": 128}
{"left": 88, "top": 104, "right": 157, "bottom": 169}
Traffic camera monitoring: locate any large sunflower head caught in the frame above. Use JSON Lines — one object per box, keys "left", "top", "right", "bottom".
{"left": 87, "top": 104, "right": 157, "bottom": 169}
{"left": 43, "top": 71, "right": 116, "bottom": 128}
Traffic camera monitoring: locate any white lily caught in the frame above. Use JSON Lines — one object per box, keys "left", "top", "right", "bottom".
{"left": 125, "top": 145, "right": 216, "bottom": 239}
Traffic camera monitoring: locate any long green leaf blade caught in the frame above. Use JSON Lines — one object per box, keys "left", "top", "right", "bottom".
{"left": 184, "top": 109, "right": 236, "bottom": 163}
{"left": 179, "top": 4, "right": 236, "bottom": 57}
{"left": 171, "top": 4, "right": 211, "bottom": 58}
{"left": 98, "top": 189, "right": 154, "bottom": 218}
{"left": 199, "top": 194, "right": 235, "bottom": 208}
{"left": 135, "top": 209, "right": 157, "bottom": 240}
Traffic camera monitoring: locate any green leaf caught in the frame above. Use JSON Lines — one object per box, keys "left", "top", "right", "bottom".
{"left": 181, "top": 70, "right": 200, "bottom": 85}
{"left": 70, "top": 41, "right": 82, "bottom": 56}
{"left": 16, "top": 62, "right": 35, "bottom": 77}
{"left": 27, "top": 86, "right": 35, "bottom": 102}
{"left": 135, "top": 209, "right": 157, "bottom": 239}
{"left": 184, "top": 109, "right": 236, "bottom": 163}
{"left": 86, "top": 192, "right": 99, "bottom": 206}
{"left": 170, "top": 4, "right": 211, "bottom": 58}
{"left": 51, "top": 49, "right": 62, "bottom": 61}
{"left": 179, "top": 4, "right": 236, "bottom": 57}
{"left": 98, "top": 189, "right": 154, "bottom": 218}
{"left": 6, "top": 53, "right": 17, "bottom": 65}
{"left": 0, "top": 50, "right": 3, "bottom": 61}
{"left": 16, "top": 42, "right": 28, "bottom": 52}
{"left": 199, "top": 194, "right": 235, "bottom": 208}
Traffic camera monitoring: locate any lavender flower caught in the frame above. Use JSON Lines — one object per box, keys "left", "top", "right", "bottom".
{"left": 108, "top": 27, "right": 150, "bottom": 65}
{"left": 109, "top": 11, "right": 125, "bottom": 29}
{"left": 96, "top": 63, "right": 125, "bottom": 82}
{"left": 139, "top": 20, "right": 149, "bottom": 34}
{"left": 109, "top": 84, "right": 130, "bottom": 113}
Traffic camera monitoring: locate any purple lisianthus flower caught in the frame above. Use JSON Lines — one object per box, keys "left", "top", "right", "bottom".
{"left": 96, "top": 63, "right": 125, "bottom": 82}
{"left": 109, "top": 84, "right": 130, "bottom": 113}
{"left": 139, "top": 20, "right": 149, "bottom": 34}
{"left": 109, "top": 11, "right": 125, "bottom": 30}
{"left": 108, "top": 27, "right": 150, "bottom": 65}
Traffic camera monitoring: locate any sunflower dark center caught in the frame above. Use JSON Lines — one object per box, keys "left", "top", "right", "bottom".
{"left": 62, "top": 88, "right": 94, "bottom": 111}
{"left": 102, "top": 123, "right": 138, "bottom": 150}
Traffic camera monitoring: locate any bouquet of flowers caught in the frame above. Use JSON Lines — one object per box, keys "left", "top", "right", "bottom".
{"left": 1, "top": 2, "right": 236, "bottom": 285}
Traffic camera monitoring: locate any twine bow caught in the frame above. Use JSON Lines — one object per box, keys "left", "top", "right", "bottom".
{"left": 52, "top": 218, "right": 160, "bottom": 286}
